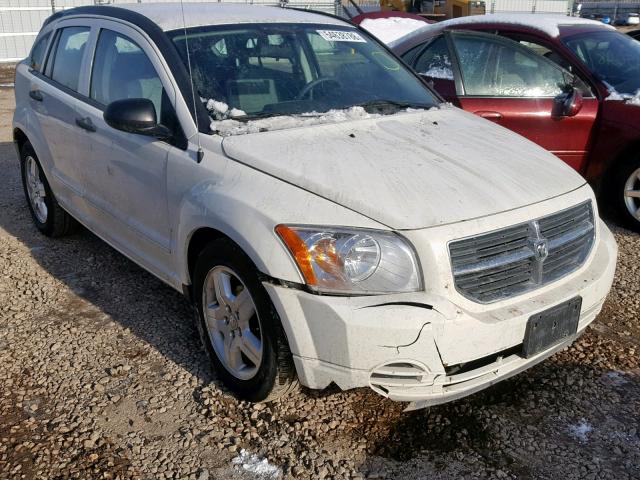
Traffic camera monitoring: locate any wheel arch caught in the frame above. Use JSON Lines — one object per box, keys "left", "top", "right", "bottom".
{"left": 13, "top": 127, "right": 29, "bottom": 154}
{"left": 186, "top": 227, "right": 228, "bottom": 291}
{"left": 599, "top": 138, "right": 640, "bottom": 195}
{"left": 183, "top": 223, "right": 300, "bottom": 297}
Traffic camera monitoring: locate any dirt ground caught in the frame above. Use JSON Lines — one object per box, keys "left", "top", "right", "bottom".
{"left": 0, "top": 87, "right": 639, "bottom": 480}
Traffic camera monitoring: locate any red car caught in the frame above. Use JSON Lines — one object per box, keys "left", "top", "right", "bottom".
{"left": 389, "top": 14, "right": 640, "bottom": 231}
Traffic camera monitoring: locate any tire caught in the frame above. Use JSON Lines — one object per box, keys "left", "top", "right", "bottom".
{"left": 611, "top": 155, "right": 640, "bottom": 233}
{"left": 20, "top": 142, "right": 76, "bottom": 237}
{"left": 193, "top": 239, "right": 298, "bottom": 402}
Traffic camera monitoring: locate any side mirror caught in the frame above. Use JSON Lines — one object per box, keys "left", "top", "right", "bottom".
{"left": 104, "top": 98, "right": 172, "bottom": 140}
{"left": 552, "top": 87, "right": 583, "bottom": 118}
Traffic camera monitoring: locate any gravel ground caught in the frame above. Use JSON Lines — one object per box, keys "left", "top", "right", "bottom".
{"left": 0, "top": 89, "right": 639, "bottom": 480}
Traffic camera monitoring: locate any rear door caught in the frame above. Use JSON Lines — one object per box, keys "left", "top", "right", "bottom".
{"left": 30, "top": 23, "right": 91, "bottom": 211}
{"left": 449, "top": 31, "right": 598, "bottom": 171}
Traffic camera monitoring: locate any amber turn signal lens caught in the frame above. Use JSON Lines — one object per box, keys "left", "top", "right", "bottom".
{"left": 275, "top": 225, "right": 317, "bottom": 285}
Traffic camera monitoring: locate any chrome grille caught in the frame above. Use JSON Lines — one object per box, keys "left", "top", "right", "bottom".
{"left": 449, "top": 201, "right": 595, "bottom": 303}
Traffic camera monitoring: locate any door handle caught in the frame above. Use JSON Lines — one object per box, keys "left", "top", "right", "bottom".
{"left": 476, "top": 111, "right": 503, "bottom": 121}
{"left": 29, "top": 90, "right": 43, "bottom": 102}
{"left": 75, "top": 117, "right": 96, "bottom": 132}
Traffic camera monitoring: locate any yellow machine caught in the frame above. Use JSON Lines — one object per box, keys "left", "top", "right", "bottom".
{"left": 379, "top": 0, "right": 485, "bottom": 19}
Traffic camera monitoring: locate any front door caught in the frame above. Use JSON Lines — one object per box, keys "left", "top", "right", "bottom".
{"left": 410, "top": 31, "right": 599, "bottom": 172}
{"left": 450, "top": 31, "right": 598, "bottom": 171}
{"left": 73, "top": 23, "right": 179, "bottom": 280}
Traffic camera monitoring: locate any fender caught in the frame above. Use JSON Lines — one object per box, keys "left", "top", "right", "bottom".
{"left": 172, "top": 155, "right": 386, "bottom": 287}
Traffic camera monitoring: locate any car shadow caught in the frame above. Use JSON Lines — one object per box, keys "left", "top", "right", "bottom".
{"left": 0, "top": 141, "right": 216, "bottom": 386}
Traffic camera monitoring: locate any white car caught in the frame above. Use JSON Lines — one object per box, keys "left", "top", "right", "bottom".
{"left": 617, "top": 13, "right": 640, "bottom": 25}
{"left": 13, "top": 4, "right": 617, "bottom": 409}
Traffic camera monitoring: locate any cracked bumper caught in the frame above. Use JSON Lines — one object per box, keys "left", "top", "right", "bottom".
{"left": 263, "top": 221, "right": 617, "bottom": 408}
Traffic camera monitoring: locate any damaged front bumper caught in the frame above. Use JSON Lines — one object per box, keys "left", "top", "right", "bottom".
{"left": 263, "top": 220, "right": 617, "bottom": 410}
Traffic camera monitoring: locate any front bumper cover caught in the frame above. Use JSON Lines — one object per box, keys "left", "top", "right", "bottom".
{"left": 263, "top": 220, "right": 617, "bottom": 409}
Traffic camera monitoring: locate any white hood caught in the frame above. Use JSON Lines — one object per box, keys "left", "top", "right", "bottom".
{"left": 221, "top": 106, "right": 585, "bottom": 230}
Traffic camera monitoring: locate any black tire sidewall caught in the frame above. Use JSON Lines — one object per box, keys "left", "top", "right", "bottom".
{"left": 20, "top": 143, "right": 56, "bottom": 236}
{"left": 193, "top": 240, "right": 280, "bottom": 402}
{"left": 612, "top": 155, "right": 640, "bottom": 233}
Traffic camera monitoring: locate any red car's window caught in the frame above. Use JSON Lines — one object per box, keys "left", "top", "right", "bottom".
{"left": 452, "top": 33, "right": 567, "bottom": 97}
{"left": 564, "top": 31, "right": 640, "bottom": 95}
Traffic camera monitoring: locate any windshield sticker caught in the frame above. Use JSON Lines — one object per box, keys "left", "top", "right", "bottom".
{"left": 317, "top": 30, "right": 366, "bottom": 43}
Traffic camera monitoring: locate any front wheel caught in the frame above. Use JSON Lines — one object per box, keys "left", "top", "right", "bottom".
{"left": 193, "top": 239, "right": 298, "bottom": 402}
{"left": 612, "top": 156, "right": 640, "bottom": 233}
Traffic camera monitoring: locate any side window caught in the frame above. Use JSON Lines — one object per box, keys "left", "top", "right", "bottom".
{"left": 29, "top": 33, "right": 51, "bottom": 72}
{"left": 413, "top": 36, "right": 453, "bottom": 80}
{"left": 49, "top": 27, "right": 90, "bottom": 91}
{"left": 514, "top": 38, "right": 594, "bottom": 97}
{"left": 452, "top": 34, "right": 565, "bottom": 97}
{"left": 90, "top": 29, "right": 164, "bottom": 118}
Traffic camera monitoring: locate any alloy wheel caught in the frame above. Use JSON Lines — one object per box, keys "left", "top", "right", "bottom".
{"left": 201, "top": 266, "right": 263, "bottom": 380}
{"left": 624, "top": 167, "right": 640, "bottom": 223}
{"left": 25, "top": 156, "right": 48, "bottom": 223}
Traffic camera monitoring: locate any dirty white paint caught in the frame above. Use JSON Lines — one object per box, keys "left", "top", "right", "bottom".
{"left": 269, "top": 217, "right": 617, "bottom": 406}
{"left": 222, "top": 105, "right": 585, "bottom": 230}
{"left": 14, "top": 3, "right": 619, "bottom": 411}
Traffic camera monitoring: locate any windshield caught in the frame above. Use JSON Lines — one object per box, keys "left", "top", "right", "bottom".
{"left": 169, "top": 24, "right": 438, "bottom": 121}
{"left": 563, "top": 30, "right": 640, "bottom": 94}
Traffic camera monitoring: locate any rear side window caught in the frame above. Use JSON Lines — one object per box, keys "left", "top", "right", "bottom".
{"left": 413, "top": 36, "right": 453, "bottom": 80}
{"left": 29, "top": 33, "right": 50, "bottom": 72}
{"left": 90, "top": 29, "right": 164, "bottom": 116}
{"left": 50, "top": 26, "right": 90, "bottom": 91}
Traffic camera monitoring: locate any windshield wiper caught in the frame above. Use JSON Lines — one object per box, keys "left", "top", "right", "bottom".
{"left": 234, "top": 113, "right": 274, "bottom": 122}
{"left": 354, "top": 99, "right": 431, "bottom": 113}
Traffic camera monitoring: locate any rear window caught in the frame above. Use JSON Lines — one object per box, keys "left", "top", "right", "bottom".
{"left": 29, "top": 33, "right": 50, "bottom": 72}
{"left": 49, "top": 26, "right": 90, "bottom": 91}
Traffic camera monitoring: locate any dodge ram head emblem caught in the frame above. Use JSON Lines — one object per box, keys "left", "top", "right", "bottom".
{"left": 534, "top": 239, "right": 549, "bottom": 261}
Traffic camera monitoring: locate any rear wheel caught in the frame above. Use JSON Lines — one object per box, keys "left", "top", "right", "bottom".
{"left": 20, "top": 142, "right": 76, "bottom": 237}
{"left": 612, "top": 155, "right": 640, "bottom": 233}
{"left": 193, "top": 239, "right": 297, "bottom": 402}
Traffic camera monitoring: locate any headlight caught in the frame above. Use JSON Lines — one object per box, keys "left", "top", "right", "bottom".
{"left": 275, "top": 225, "right": 422, "bottom": 294}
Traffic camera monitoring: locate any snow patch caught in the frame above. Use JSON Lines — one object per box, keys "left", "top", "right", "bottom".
{"left": 440, "top": 13, "right": 615, "bottom": 38}
{"left": 360, "top": 17, "right": 429, "bottom": 44}
{"left": 391, "top": 13, "right": 615, "bottom": 47}
{"left": 422, "top": 66, "right": 454, "bottom": 80}
{"left": 201, "top": 97, "right": 246, "bottom": 121}
{"left": 231, "top": 449, "right": 281, "bottom": 479}
{"left": 210, "top": 106, "right": 386, "bottom": 136}
{"left": 568, "top": 419, "right": 593, "bottom": 442}
{"left": 603, "top": 370, "right": 629, "bottom": 386}
{"left": 604, "top": 84, "right": 640, "bottom": 106}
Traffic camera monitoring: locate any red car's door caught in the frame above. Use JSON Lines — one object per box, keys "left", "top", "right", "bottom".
{"left": 458, "top": 97, "right": 598, "bottom": 171}
{"left": 410, "top": 31, "right": 598, "bottom": 172}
